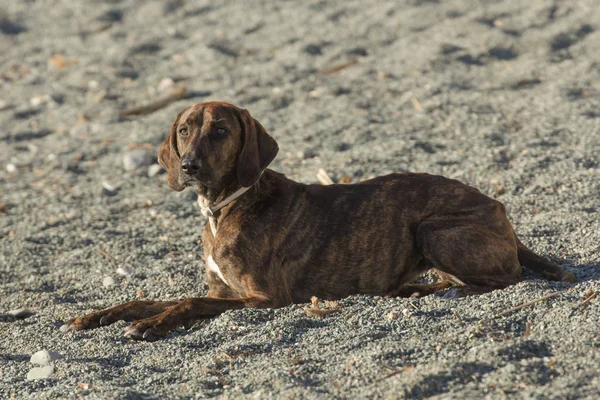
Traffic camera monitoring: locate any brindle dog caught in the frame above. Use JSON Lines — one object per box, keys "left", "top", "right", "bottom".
{"left": 64, "top": 102, "right": 575, "bottom": 341}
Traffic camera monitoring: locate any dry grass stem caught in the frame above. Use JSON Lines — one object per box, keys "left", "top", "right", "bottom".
{"left": 411, "top": 98, "right": 423, "bottom": 112}
{"left": 305, "top": 296, "right": 342, "bottom": 318}
{"left": 523, "top": 322, "right": 532, "bottom": 338}
{"left": 97, "top": 247, "right": 118, "bottom": 263}
{"left": 120, "top": 86, "right": 187, "bottom": 117}
{"left": 316, "top": 169, "right": 335, "bottom": 185}
{"left": 318, "top": 60, "right": 358, "bottom": 75}
{"left": 494, "top": 292, "right": 559, "bottom": 318}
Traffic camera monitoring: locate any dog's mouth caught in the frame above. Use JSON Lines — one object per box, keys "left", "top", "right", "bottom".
{"left": 180, "top": 174, "right": 214, "bottom": 188}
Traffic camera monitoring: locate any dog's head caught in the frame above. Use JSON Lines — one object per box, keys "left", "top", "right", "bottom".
{"left": 158, "top": 102, "right": 279, "bottom": 194}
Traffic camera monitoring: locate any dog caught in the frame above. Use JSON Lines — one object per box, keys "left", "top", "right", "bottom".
{"left": 64, "top": 102, "right": 575, "bottom": 341}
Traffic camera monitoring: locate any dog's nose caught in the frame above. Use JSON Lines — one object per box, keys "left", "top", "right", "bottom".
{"left": 180, "top": 158, "right": 201, "bottom": 175}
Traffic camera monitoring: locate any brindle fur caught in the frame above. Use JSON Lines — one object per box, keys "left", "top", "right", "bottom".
{"left": 65, "top": 102, "right": 575, "bottom": 341}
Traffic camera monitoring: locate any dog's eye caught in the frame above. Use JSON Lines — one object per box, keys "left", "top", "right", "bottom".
{"left": 178, "top": 127, "right": 188, "bottom": 136}
{"left": 209, "top": 127, "right": 227, "bottom": 140}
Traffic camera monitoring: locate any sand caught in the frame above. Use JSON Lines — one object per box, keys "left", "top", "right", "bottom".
{"left": 1, "top": 0, "right": 599, "bottom": 398}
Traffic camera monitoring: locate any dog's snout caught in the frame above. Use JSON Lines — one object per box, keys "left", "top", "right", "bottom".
{"left": 181, "top": 157, "right": 201, "bottom": 175}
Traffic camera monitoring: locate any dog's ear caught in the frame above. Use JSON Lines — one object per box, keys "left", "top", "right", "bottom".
{"left": 235, "top": 108, "right": 279, "bottom": 187}
{"left": 158, "top": 108, "right": 187, "bottom": 191}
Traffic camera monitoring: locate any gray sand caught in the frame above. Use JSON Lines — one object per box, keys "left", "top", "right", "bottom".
{"left": 1, "top": 0, "right": 599, "bottom": 398}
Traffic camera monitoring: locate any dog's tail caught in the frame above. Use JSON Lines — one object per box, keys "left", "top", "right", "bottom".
{"left": 515, "top": 236, "right": 576, "bottom": 283}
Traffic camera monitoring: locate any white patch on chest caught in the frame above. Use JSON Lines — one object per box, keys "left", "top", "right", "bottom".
{"left": 207, "top": 255, "right": 229, "bottom": 286}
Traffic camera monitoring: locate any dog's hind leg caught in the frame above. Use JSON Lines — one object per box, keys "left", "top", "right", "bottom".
{"left": 415, "top": 216, "right": 523, "bottom": 296}
{"left": 515, "top": 237, "right": 575, "bottom": 283}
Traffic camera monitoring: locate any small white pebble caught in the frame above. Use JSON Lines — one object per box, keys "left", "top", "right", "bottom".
{"left": 30, "top": 350, "right": 62, "bottom": 366}
{"left": 27, "top": 365, "right": 55, "bottom": 381}
{"left": 6, "top": 163, "right": 17, "bottom": 173}
{"left": 88, "top": 80, "right": 99, "bottom": 89}
{"left": 59, "top": 324, "right": 70, "bottom": 333}
{"left": 7, "top": 308, "right": 34, "bottom": 318}
{"left": 157, "top": 77, "right": 175, "bottom": 93}
{"left": 123, "top": 149, "right": 152, "bottom": 171}
{"left": 116, "top": 266, "right": 134, "bottom": 277}
{"left": 148, "top": 164, "right": 163, "bottom": 177}
{"left": 30, "top": 95, "right": 49, "bottom": 106}
{"left": 402, "top": 309, "right": 413, "bottom": 318}
{"left": 102, "top": 276, "right": 116, "bottom": 288}
{"left": 101, "top": 180, "right": 120, "bottom": 193}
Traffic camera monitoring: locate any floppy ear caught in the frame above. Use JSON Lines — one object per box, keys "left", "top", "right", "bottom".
{"left": 236, "top": 108, "right": 279, "bottom": 187}
{"left": 158, "top": 108, "right": 186, "bottom": 191}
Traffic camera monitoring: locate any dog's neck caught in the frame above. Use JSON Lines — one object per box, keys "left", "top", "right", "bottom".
{"left": 195, "top": 173, "right": 265, "bottom": 236}
{"left": 194, "top": 181, "right": 235, "bottom": 204}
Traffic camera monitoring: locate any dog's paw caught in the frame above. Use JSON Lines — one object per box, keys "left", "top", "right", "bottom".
{"left": 560, "top": 270, "right": 576, "bottom": 283}
{"left": 123, "top": 318, "right": 172, "bottom": 342}
{"left": 61, "top": 317, "right": 97, "bottom": 332}
{"left": 61, "top": 312, "right": 115, "bottom": 332}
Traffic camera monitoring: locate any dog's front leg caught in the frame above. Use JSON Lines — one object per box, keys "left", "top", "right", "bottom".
{"left": 123, "top": 296, "right": 268, "bottom": 341}
{"left": 64, "top": 300, "right": 181, "bottom": 331}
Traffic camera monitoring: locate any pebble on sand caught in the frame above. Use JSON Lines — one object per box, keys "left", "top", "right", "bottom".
{"left": 103, "top": 276, "right": 116, "bottom": 287}
{"left": 0, "top": 100, "right": 13, "bottom": 111}
{"left": 158, "top": 77, "right": 175, "bottom": 93}
{"left": 7, "top": 308, "right": 34, "bottom": 319}
{"left": 27, "top": 365, "right": 55, "bottom": 381}
{"left": 148, "top": 163, "right": 163, "bottom": 177}
{"left": 101, "top": 180, "right": 120, "bottom": 195}
{"left": 123, "top": 149, "right": 152, "bottom": 171}
{"left": 30, "top": 95, "right": 51, "bottom": 107}
{"left": 30, "top": 349, "right": 63, "bottom": 366}
{"left": 116, "top": 266, "right": 134, "bottom": 277}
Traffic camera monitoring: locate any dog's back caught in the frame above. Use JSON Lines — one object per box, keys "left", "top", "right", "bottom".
{"left": 250, "top": 171, "right": 499, "bottom": 301}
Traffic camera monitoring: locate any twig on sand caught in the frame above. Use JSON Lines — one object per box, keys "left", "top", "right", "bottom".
{"left": 316, "top": 169, "right": 335, "bottom": 185}
{"left": 451, "top": 308, "right": 463, "bottom": 322}
{"left": 217, "top": 350, "right": 234, "bottom": 361}
{"left": 316, "top": 169, "right": 353, "bottom": 185}
{"left": 374, "top": 369, "right": 402, "bottom": 382}
{"left": 523, "top": 322, "right": 532, "bottom": 338}
{"left": 97, "top": 247, "right": 118, "bottom": 264}
{"left": 494, "top": 292, "right": 559, "bottom": 319}
{"left": 576, "top": 290, "right": 598, "bottom": 314}
{"left": 318, "top": 59, "right": 358, "bottom": 75}
{"left": 411, "top": 98, "right": 423, "bottom": 112}
{"left": 305, "top": 296, "right": 342, "bottom": 318}
{"left": 408, "top": 300, "right": 419, "bottom": 311}
{"left": 120, "top": 85, "right": 187, "bottom": 117}
{"left": 374, "top": 366, "right": 414, "bottom": 383}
